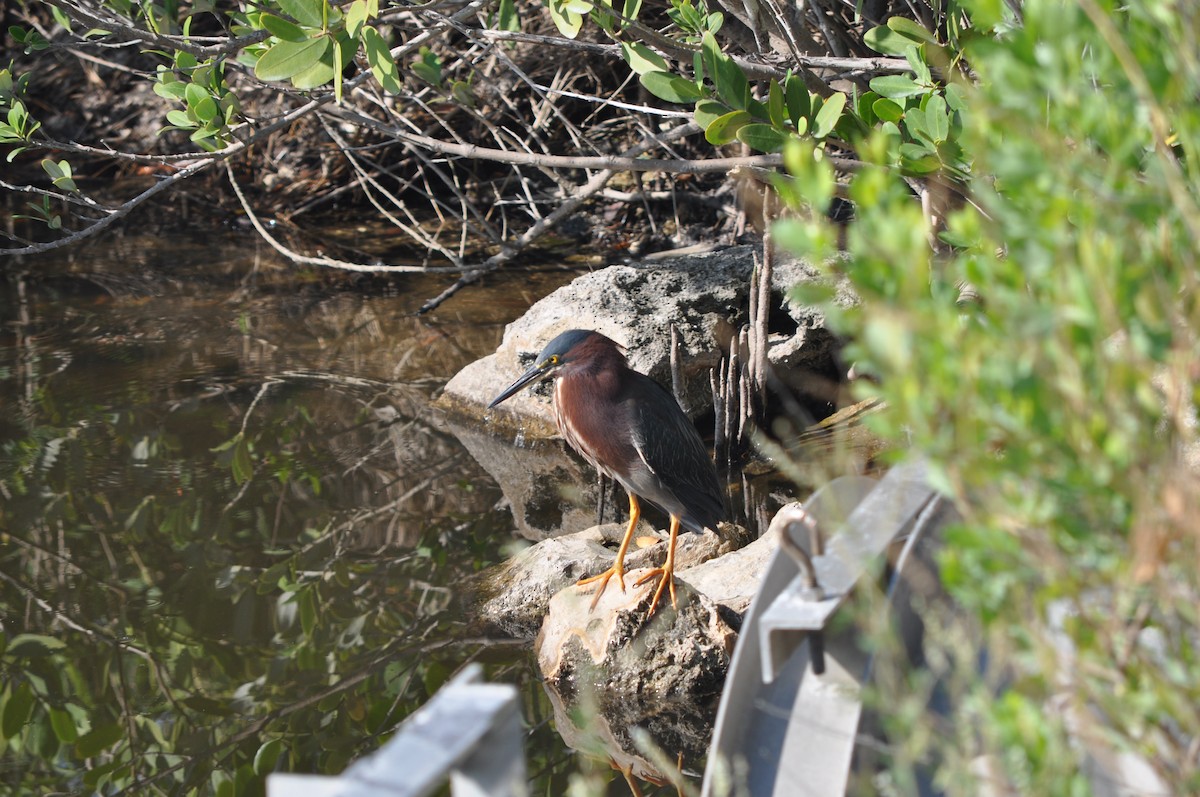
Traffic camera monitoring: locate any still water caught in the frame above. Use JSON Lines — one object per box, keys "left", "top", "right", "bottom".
{"left": 1, "top": 225, "right": 706, "bottom": 795}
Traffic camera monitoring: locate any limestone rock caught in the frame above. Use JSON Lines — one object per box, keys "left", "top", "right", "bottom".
{"left": 476, "top": 524, "right": 734, "bottom": 638}
{"left": 536, "top": 568, "right": 736, "bottom": 702}
{"left": 437, "top": 245, "right": 846, "bottom": 437}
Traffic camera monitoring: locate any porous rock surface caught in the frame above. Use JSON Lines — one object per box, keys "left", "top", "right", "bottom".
{"left": 437, "top": 244, "right": 844, "bottom": 435}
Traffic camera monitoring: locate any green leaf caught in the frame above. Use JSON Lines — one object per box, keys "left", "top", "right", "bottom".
{"left": 261, "top": 14, "right": 307, "bottom": 41}
{"left": 363, "top": 27, "right": 401, "bottom": 94}
{"left": 693, "top": 99, "right": 731, "bottom": 130}
{"left": 944, "top": 82, "right": 968, "bottom": 113}
{"left": 254, "top": 738, "right": 283, "bottom": 775}
{"left": 6, "top": 634, "right": 67, "bottom": 658}
{"left": 857, "top": 90, "right": 879, "bottom": 127}
{"left": 345, "top": 0, "right": 370, "bottom": 39}
{"left": 410, "top": 46, "right": 442, "bottom": 87}
{"left": 887, "top": 16, "right": 938, "bottom": 45}
{"left": 166, "top": 109, "right": 194, "bottom": 128}
{"left": 547, "top": 0, "right": 584, "bottom": 38}
{"left": 736, "top": 123, "right": 789, "bottom": 153}
{"left": 153, "top": 77, "right": 187, "bottom": 100}
{"left": 784, "top": 73, "right": 809, "bottom": 127}
{"left": 41, "top": 159, "right": 78, "bottom": 192}
{"left": 50, "top": 5, "right": 72, "bottom": 32}
{"left": 50, "top": 708, "right": 78, "bottom": 743}
{"left": 497, "top": 0, "right": 520, "bottom": 30}
{"left": 193, "top": 94, "right": 219, "bottom": 123}
{"left": 767, "top": 80, "right": 786, "bottom": 128}
{"left": 872, "top": 97, "right": 904, "bottom": 123}
{"left": 905, "top": 45, "right": 932, "bottom": 85}
{"left": 639, "top": 71, "right": 702, "bottom": 104}
{"left": 620, "top": 42, "right": 669, "bottom": 76}
{"left": 925, "top": 94, "right": 949, "bottom": 143}
{"left": 255, "top": 36, "right": 329, "bottom": 82}
{"left": 210, "top": 432, "right": 243, "bottom": 452}
{"left": 905, "top": 110, "right": 935, "bottom": 147}
{"left": 812, "top": 92, "right": 845, "bottom": 139}
{"left": 288, "top": 34, "right": 344, "bottom": 89}
{"left": 863, "top": 24, "right": 912, "bottom": 55}
{"left": 2, "top": 683, "right": 35, "bottom": 739}
{"left": 869, "top": 74, "right": 924, "bottom": 99}
{"left": 276, "top": 0, "right": 326, "bottom": 28}
{"left": 704, "top": 109, "right": 751, "bottom": 145}
{"left": 781, "top": 138, "right": 834, "bottom": 212}
{"left": 299, "top": 588, "right": 317, "bottom": 636}
{"left": 702, "top": 31, "right": 747, "bottom": 109}
{"left": 75, "top": 720, "right": 123, "bottom": 758}
{"left": 232, "top": 437, "right": 253, "bottom": 485}
{"left": 899, "top": 142, "right": 939, "bottom": 172}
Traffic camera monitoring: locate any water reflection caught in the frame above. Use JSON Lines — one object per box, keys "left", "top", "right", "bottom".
{"left": 3, "top": 229, "right": 662, "bottom": 794}
{"left": 1, "top": 226, "right": 794, "bottom": 795}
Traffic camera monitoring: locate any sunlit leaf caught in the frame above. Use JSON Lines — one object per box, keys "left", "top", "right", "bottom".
{"left": 276, "top": 0, "right": 326, "bottom": 29}
{"left": 863, "top": 24, "right": 912, "bottom": 55}
{"left": 887, "top": 15, "right": 938, "bottom": 45}
{"left": 344, "top": 0, "right": 370, "bottom": 40}
{"left": 812, "top": 91, "right": 845, "bottom": 139}
{"left": 703, "top": 109, "right": 750, "bottom": 145}
{"left": 261, "top": 14, "right": 307, "bottom": 41}
{"left": 693, "top": 99, "right": 731, "bottom": 130}
{"left": 639, "top": 71, "right": 702, "bottom": 104}
{"left": 255, "top": 36, "right": 329, "bottom": 82}
{"left": 362, "top": 26, "right": 401, "bottom": 94}
{"left": 869, "top": 74, "right": 924, "bottom": 99}
{"left": 620, "top": 41, "right": 669, "bottom": 76}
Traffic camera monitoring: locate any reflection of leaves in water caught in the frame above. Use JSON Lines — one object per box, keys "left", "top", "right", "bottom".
{"left": 0, "top": 368, "right": 516, "bottom": 794}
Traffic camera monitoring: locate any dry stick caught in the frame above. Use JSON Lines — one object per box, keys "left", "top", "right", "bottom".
{"left": 2, "top": 159, "right": 214, "bottom": 255}
{"left": 224, "top": 162, "right": 461, "bottom": 274}
{"left": 738, "top": 326, "right": 751, "bottom": 447}
{"left": 4, "top": 0, "right": 487, "bottom": 257}
{"left": 475, "top": 30, "right": 912, "bottom": 77}
{"left": 725, "top": 344, "right": 739, "bottom": 468}
{"left": 670, "top": 324, "right": 685, "bottom": 412}
{"left": 319, "top": 117, "right": 468, "bottom": 266}
{"left": 756, "top": 215, "right": 773, "bottom": 401}
{"left": 747, "top": 262, "right": 759, "bottom": 429}
{"left": 712, "top": 366, "right": 727, "bottom": 466}
{"left": 330, "top": 105, "right": 838, "bottom": 174}
{"left": 417, "top": 123, "right": 700, "bottom": 314}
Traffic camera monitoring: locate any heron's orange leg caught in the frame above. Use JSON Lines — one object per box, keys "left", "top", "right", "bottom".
{"left": 635, "top": 514, "right": 681, "bottom": 617}
{"left": 578, "top": 492, "right": 640, "bottom": 608}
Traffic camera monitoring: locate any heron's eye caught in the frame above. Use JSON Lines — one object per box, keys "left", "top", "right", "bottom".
{"left": 547, "top": 355, "right": 559, "bottom": 366}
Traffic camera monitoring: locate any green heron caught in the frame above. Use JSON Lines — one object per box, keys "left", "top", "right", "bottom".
{"left": 488, "top": 329, "right": 724, "bottom": 616}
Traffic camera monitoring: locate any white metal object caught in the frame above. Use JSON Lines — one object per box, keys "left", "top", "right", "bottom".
{"left": 266, "top": 664, "right": 527, "bottom": 797}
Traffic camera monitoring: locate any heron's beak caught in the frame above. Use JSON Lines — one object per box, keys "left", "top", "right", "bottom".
{"left": 487, "top": 361, "right": 554, "bottom": 408}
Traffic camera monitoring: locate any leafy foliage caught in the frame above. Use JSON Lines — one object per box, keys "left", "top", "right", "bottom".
{"left": 776, "top": 0, "right": 1200, "bottom": 791}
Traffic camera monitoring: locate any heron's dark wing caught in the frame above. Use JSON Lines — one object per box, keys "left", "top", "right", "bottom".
{"left": 623, "top": 372, "right": 725, "bottom": 534}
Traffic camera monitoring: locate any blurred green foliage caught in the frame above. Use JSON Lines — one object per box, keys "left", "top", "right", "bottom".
{"left": 777, "top": 0, "right": 1200, "bottom": 791}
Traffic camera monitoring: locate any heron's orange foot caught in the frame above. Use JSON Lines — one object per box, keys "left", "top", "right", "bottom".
{"left": 634, "top": 567, "right": 677, "bottom": 617}
{"left": 577, "top": 564, "right": 626, "bottom": 610}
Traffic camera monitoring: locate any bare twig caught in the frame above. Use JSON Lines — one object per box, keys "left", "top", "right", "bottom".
{"left": 224, "top": 162, "right": 462, "bottom": 273}
{"left": 416, "top": 122, "right": 704, "bottom": 313}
